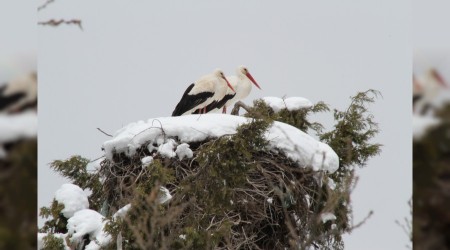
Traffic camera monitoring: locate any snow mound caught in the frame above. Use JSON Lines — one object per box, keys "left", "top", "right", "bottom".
{"left": 67, "top": 209, "right": 111, "bottom": 249}
{"left": 141, "top": 156, "right": 153, "bottom": 166}
{"left": 175, "top": 143, "right": 193, "bottom": 160}
{"left": 320, "top": 212, "right": 337, "bottom": 223}
{"left": 413, "top": 115, "right": 440, "bottom": 140}
{"left": 0, "top": 111, "right": 37, "bottom": 144}
{"left": 86, "top": 157, "right": 103, "bottom": 171}
{"left": 102, "top": 114, "right": 339, "bottom": 173}
{"left": 113, "top": 204, "right": 131, "bottom": 219}
{"left": 158, "top": 138, "right": 177, "bottom": 158}
{"left": 55, "top": 183, "right": 90, "bottom": 218}
{"left": 159, "top": 186, "right": 173, "bottom": 204}
{"left": 261, "top": 97, "right": 313, "bottom": 112}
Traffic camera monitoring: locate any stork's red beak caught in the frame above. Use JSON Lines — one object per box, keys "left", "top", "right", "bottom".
{"left": 431, "top": 70, "right": 448, "bottom": 88}
{"left": 224, "top": 77, "right": 235, "bottom": 92}
{"left": 246, "top": 72, "right": 261, "bottom": 90}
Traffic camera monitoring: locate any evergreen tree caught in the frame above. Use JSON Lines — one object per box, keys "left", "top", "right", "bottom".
{"left": 0, "top": 139, "right": 37, "bottom": 249}
{"left": 39, "top": 90, "right": 381, "bottom": 250}
{"left": 413, "top": 103, "right": 450, "bottom": 249}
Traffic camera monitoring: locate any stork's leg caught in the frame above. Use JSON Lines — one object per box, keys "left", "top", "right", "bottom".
{"left": 222, "top": 106, "right": 226, "bottom": 114}
{"left": 203, "top": 106, "right": 206, "bottom": 114}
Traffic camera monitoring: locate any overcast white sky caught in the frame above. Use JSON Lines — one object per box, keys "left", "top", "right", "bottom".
{"left": 37, "top": 1, "right": 412, "bottom": 249}
{"left": 0, "top": 1, "right": 36, "bottom": 83}
{"left": 413, "top": 0, "right": 450, "bottom": 78}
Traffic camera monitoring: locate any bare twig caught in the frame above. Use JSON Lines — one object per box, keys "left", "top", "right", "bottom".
{"left": 37, "top": 0, "right": 56, "bottom": 11}
{"left": 97, "top": 128, "right": 113, "bottom": 137}
{"left": 38, "top": 19, "right": 83, "bottom": 30}
{"left": 350, "top": 210, "right": 374, "bottom": 231}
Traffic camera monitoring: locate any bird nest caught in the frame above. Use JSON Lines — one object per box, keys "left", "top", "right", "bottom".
{"left": 97, "top": 118, "right": 349, "bottom": 250}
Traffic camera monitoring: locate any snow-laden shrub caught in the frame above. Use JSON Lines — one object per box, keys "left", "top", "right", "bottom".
{"left": 39, "top": 91, "right": 381, "bottom": 250}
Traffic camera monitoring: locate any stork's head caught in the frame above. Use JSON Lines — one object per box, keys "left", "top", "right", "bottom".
{"left": 214, "top": 69, "right": 235, "bottom": 92}
{"left": 238, "top": 65, "right": 261, "bottom": 90}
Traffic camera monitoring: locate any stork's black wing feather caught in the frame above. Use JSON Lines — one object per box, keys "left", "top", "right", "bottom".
{"left": 0, "top": 84, "right": 26, "bottom": 111}
{"left": 413, "top": 94, "right": 422, "bottom": 105}
{"left": 193, "top": 93, "right": 236, "bottom": 114}
{"left": 172, "top": 83, "right": 214, "bottom": 116}
{"left": 212, "top": 93, "right": 236, "bottom": 110}
{"left": 0, "top": 85, "right": 6, "bottom": 94}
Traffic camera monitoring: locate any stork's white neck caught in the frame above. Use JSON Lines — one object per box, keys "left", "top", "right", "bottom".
{"left": 236, "top": 73, "right": 252, "bottom": 99}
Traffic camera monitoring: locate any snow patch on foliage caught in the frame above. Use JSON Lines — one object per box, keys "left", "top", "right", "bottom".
{"left": 67, "top": 209, "right": 112, "bottom": 249}
{"left": 327, "top": 177, "right": 336, "bottom": 190}
{"left": 102, "top": 114, "right": 339, "bottom": 173}
{"left": 267, "top": 121, "right": 338, "bottom": 172}
{"left": 159, "top": 186, "right": 172, "bottom": 204}
{"left": 158, "top": 138, "right": 177, "bottom": 158}
{"left": 262, "top": 97, "right": 313, "bottom": 112}
{"left": 175, "top": 143, "right": 193, "bottom": 160}
{"left": 320, "top": 212, "right": 337, "bottom": 223}
{"left": 141, "top": 156, "right": 153, "bottom": 166}
{"left": 86, "top": 157, "right": 103, "bottom": 171}
{"left": 113, "top": 204, "right": 131, "bottom": 219}
{"left": 55, "top": 184, "right": 89, "bottom": 218}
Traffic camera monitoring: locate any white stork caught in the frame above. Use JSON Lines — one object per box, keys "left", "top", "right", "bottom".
{"left": 195, "top": 65, "right": 261, "bottom": 114}
{"left": 0, "top": 72, "right": 37, "bottom": 114}
{"left": 172, "top": 69, "right": 235, "bottom": 116}
{"left": 414, "top": 68, "right": 448, "bottom": 114}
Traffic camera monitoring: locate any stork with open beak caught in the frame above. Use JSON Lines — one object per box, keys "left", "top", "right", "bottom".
{"left": 195, "top": 65, "right": 261, "bottom": 114}
{"left": 172, "top": 69, "right": 235, "bottom": 116}
{"left": 0, "top": 72, "right": 37, "bottom": 114}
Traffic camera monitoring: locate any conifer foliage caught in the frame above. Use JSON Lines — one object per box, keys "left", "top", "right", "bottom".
{"left": 413, "top": 103, "right": 450, "bottom": 249}
{"left": 0, "top": 139, "right": 37, "bottom": 249}
{"left": 39, "top": 91, "right": 381, "bottom": 250}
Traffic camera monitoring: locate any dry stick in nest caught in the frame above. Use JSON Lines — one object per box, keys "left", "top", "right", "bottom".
{"left": 231, "top": 101, "right": 251, "bottom": 116}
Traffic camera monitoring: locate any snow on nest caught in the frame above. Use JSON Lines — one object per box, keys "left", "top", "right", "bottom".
{"left": 103, "top": 114, "right": 339, "bottom": 173}
{"left": 320, "top": 212, "right": 337, "bottom": 223}
{"left": 175, "top": 143, "right": 193, "bottom": 160}
{"left": 158, "top": 138, "right": 177, "bottom": 158}
{"left": 261, "top": 97, "right": 313, "bottom": 113}
{"left": 55, "top": 183, "right": 90, "bottom": 218}
{"left": 67, "top": 209, "right": 112, "bottom": 250}
{"left": 0, "top": 111, "right": 37, "bottom": 144}
{"left": 413, "top": 115, "right": 440, "bottom": 140}
{"left": 113, "top": 204, "right": 131, "bottom": 219}
{"left": 141, "top": 156, "right": 153, "bottom": 166}
{"left": 159, "top": 186, "right": 173, "bottom": 204}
